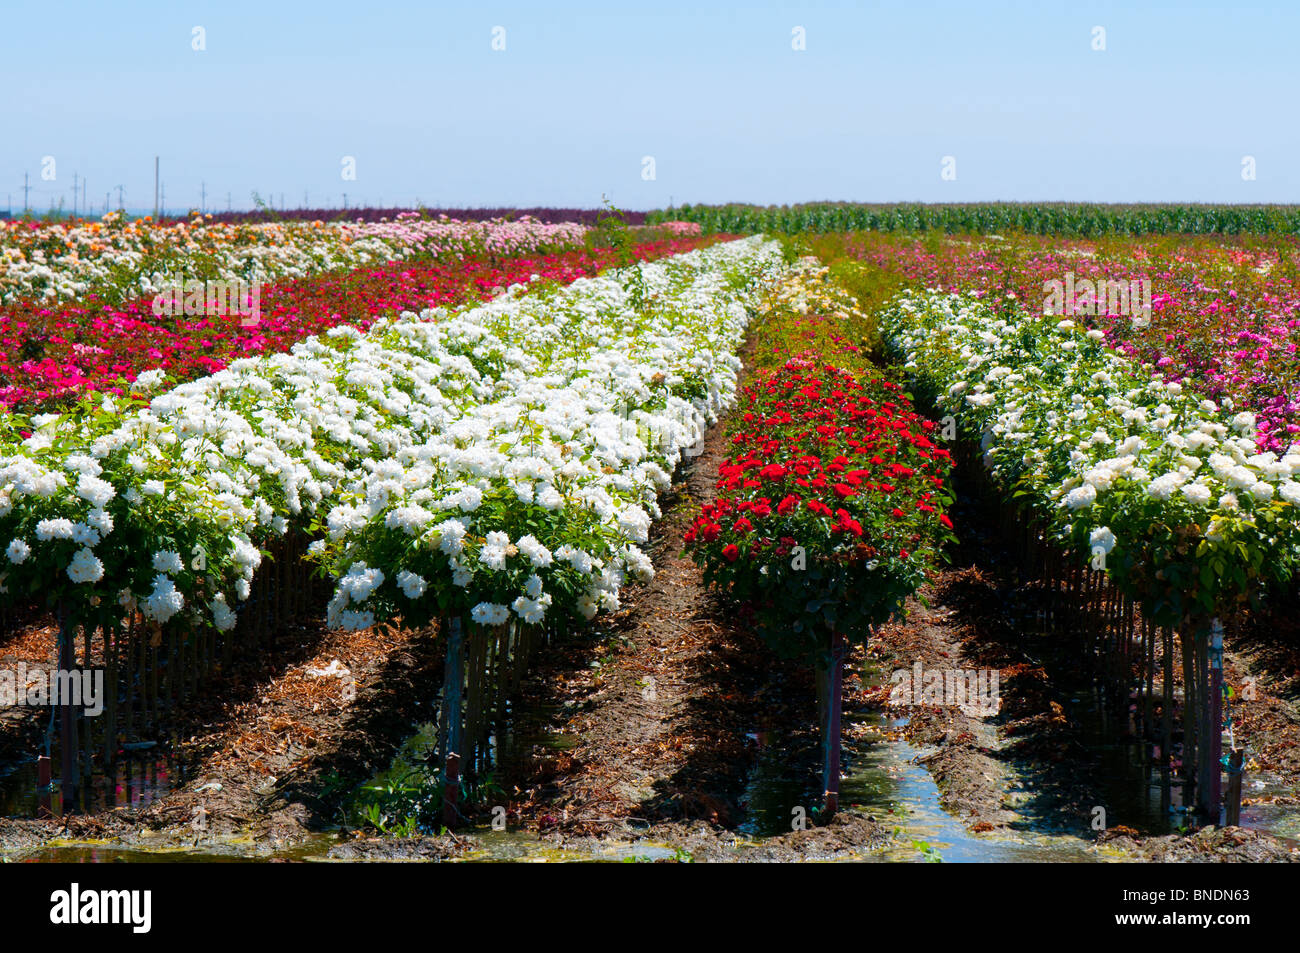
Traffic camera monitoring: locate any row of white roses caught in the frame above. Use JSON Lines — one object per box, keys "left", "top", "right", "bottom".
{"left": 318, "top": 237, "right": 791, "bottom": 630}
{"left": 0, "top": 213, "right": 588, "bottom": 306}
{"left": 879, "top": 289, "right": 1300, "bottom": 604}
{"left": 0, "top": 237, "right": 788, "bottom": 637}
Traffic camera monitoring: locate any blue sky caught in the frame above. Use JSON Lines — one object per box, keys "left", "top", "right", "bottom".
{"left": 1, "top": 0, "right": 1296, "bottom": 212}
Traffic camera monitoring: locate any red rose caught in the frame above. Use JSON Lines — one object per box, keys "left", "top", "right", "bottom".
{"left": 722, "top": 544, "right": 740, "bottom": 562}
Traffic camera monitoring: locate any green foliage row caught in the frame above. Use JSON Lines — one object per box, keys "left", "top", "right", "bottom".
{"left": 650, "top": 203, "right": 1300, "bottom": 237}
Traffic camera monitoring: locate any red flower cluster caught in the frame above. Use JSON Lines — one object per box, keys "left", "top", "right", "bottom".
{"left": 687, "top": 360, "right": 952, "bottom": 558}
{"left": 686, "top": 358, "right": 955, "bottom": 656}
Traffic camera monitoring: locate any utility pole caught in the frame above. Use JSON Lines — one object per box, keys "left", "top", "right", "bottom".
{"left": 72, "top": 171, "right": 78, "bottom": 218}
{"left": 200, "top": 180, "right": 206, "bottom": 213}
{"left": 343, "top": 192, "right": 347, "bottom": 210}
{"left": 303, "top": 189, "right": 308, "bottom": 209}
{"left": 23, "top": 172, "right": 30, "bottom": 214}
{"left": 115, "top": 184, "right": 125, "bottom": 210}
{"left": 153, "top": 156, "right": 159, "bottom": 219}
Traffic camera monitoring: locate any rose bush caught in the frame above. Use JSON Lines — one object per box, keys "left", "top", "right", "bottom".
{"left": 687, "top": 357, "right": 954, "bottom": 658}
{"left": 880, "top": 288, "right": 1300, "bottom": 623}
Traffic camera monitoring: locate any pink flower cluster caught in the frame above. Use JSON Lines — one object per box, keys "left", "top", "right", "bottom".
{"left": 841, "top": 233, "right": 1300, "bottom": 452}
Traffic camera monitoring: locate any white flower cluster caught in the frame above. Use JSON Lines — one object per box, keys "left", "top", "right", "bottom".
{"left": 322, "top": 237, "right": 791, "bottom": 630}
{"left": 881, "top": 289, "right": 1300, "bottom": 588}
{"left": 0, "top": 237, "right": 790, "bottom": 637}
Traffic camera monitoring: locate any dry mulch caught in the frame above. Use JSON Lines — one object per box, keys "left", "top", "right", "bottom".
{"left": 0, "top": 607, "right": 448, "bottom": 855}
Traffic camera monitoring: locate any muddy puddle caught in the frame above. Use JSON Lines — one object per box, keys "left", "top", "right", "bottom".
{"left": 1, "top": 748, "right": 189, "bottom": 819}
{"left": 735, "top": 661, "right": 1099, "bottom": 862}
{"left": 22, "top": 845, "right": 258, "bottom": 863}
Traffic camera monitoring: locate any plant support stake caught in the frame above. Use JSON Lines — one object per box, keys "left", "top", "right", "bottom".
{"left": 822, "top": 631, "right": 847, "bottom": 816}
{"left": 442, "top": 616, "right": 465, "bottom": 829}
{"left": 57, "top": 603, "right": 78, "bottom": 814}
{"left": 1208, "top": 619, "right": 1224, "bottom": 820}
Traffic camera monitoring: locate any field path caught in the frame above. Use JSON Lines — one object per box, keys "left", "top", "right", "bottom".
{"left": 508, "top": 346, "right": 789, "bottom": 832}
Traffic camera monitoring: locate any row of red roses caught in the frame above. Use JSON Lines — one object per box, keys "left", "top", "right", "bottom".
{"left": 686, "top": 359, "right": 953, "bottom": 569}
